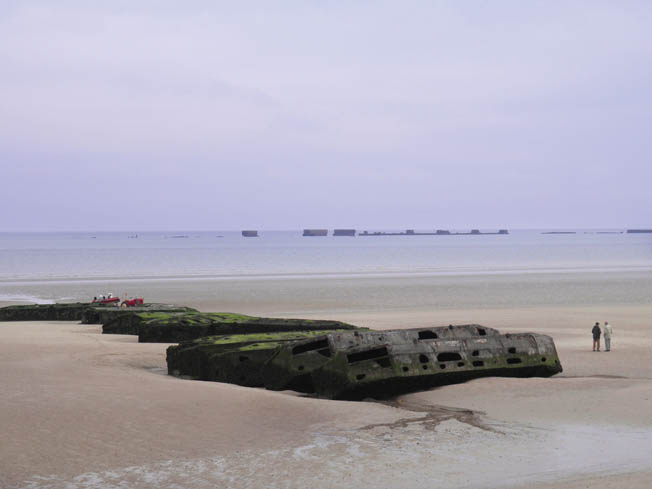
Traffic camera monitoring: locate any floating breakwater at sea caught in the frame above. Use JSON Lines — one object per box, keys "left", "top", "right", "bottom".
{"left": 359, "top": 229, "right": 509, "bottom": 236}
{"left": 1, "top": 230, "right": 651, "bottom": 283}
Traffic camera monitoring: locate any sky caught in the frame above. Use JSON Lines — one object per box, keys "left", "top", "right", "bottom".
{"left": 1, "top": 1, "right": 651, "bottom": 231}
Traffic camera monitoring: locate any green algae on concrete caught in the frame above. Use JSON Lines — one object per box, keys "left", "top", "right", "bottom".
{"left": 167, "top": 330, "right": 349, "bottom": 382}
{"left": 171, "top": 342, "right": 283, "bottom": 386}
{"left": 84, "top": 304, "right": 197, "bottom": 326}
{"left": 0, "top": 302, "right": 109, "bottom": 321}
{"left": 101, "top": 309, "right": 198, "bottom": 335}
{"left": 139, "top": 312, "right": 358, "bottom": 343}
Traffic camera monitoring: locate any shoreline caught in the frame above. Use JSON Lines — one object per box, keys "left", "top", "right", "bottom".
{"left": 2, "top": 269, "right": 652, "bottom": 317}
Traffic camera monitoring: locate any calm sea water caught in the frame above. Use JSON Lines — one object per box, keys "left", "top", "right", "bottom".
{"left": 1, "top": 230, "right": 651, "bottom": 309}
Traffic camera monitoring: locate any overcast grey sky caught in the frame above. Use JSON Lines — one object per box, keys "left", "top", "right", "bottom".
{"left": 1, "top": 1, "right": 650, "bottom": 231}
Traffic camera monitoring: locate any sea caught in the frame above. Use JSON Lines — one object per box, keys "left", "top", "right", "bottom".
{"left": 1, "top": 230, "right": 651, "bottom": 314}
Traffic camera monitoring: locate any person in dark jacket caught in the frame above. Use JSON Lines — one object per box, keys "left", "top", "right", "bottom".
{"left": 592, "top": 322, "right": 601, "bottom": 351}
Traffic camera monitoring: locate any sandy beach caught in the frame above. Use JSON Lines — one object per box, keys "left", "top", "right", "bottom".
{"left": 2, "top": 302, "right": 651, "bottom": 489}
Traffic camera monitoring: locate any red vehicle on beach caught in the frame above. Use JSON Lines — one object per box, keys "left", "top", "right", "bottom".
{"left": 121, "top": 297, "right": 144, "bottom": 307}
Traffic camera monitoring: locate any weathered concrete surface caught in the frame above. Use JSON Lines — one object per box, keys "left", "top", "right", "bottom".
{"left": 139, "top": 312, "right": 358, "bottom": 343}
{"left": 166, "top": 331, "right": 343, "bottom": 381}
{"left": 167, "top": 331, "right": 357, "bottom": 386}
{"left": 0, "top": 303, "right": 107, "bottom": 321}
{"left": 264, "top": 324, "right": 498, "bottom": 392}
{"left": 83, "top": 304, "right": 197, "bottom": 326}
{"left": 311, "top": 329, "right": 562, "bottom": 400}
{"left": 165, "top": 324, "right": 562, "bottom": 399}
{"left": 102, "top": 312, "right": 182, "bottom": 335}
{"left": 100, "top": 307, "right": 198, "bottom": 334}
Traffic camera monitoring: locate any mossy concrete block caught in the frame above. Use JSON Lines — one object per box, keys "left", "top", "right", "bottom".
{"left": 264, "top": 324, "right": 499, "bottom": 392}
{"left": 205, "top": 345, "right": 282, "bottom": 387}
{"left": 263, "top": 334, "right": 334, "bottom": 392}
{"left": 85, "top": 304, "right": 197, "bottom": 326}
{"left": 165, "top": 324, "right": 563, "bottom": 400}
{"left": 139, "top": 312, "right": 358, "bottom": 343}
{"left": 101, "top": 309, "right": 197, "bottom": 335}
{"left": 167, "top": 331, "right": 348, "bottom": 381}
{"left": 0, "top": 302, "right": 106, "bottom": 321}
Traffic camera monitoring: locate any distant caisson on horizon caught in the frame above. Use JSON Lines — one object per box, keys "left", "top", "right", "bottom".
{"left": 303, "top": 229, "right": 328, "bottom": 236}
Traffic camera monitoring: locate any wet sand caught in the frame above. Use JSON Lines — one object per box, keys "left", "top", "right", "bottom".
{"left": 1, "top": 304, "right": 652, "bottom": 488}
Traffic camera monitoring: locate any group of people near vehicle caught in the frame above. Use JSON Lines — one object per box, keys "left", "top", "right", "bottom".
{"left": 92, "top": 293, "right": 117, "bottom": 303}
{"left": 591, "top": 321, "right": 613, "bottom": 351}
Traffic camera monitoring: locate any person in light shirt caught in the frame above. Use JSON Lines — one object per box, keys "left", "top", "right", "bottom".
{"left": 603, "top": 321, "right": 614, "bottom": 352}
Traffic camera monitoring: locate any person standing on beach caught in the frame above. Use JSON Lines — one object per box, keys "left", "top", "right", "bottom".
{"left": 592, "top": 322, "right": 601, "bottom": 351}
{"left": 603, "top": 322, "right": 613, "bottom": 351}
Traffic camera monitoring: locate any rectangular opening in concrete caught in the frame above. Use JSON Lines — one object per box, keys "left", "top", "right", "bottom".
{"left": 437, "top": 352, "right": 463, "bottom": 362}
{"left": 507, "top": 357, "right": 522, "bottom": 364}
{"left": 347, "top": 347, "right": 389, "bottom": 364}
{"left": 472, "top": 360, "right": 484, "bottom": 367}
{"left": 293, "top": 338, "right": 329, "bottom": 355}
{"left": 418, "top": 330, "right": 438, "bottom": 340}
